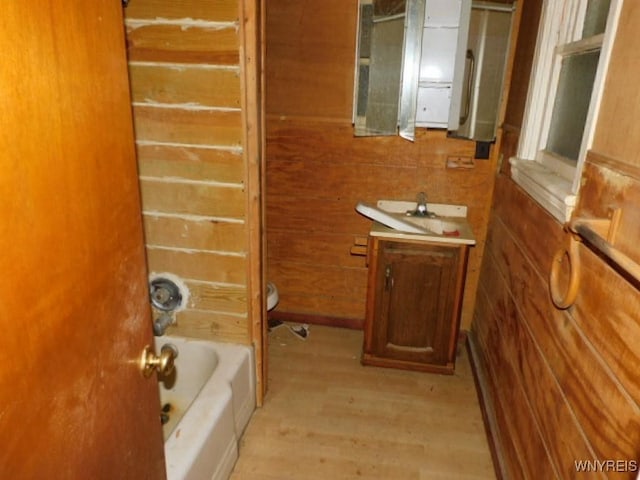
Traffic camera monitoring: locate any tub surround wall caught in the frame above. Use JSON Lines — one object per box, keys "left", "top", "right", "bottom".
{"left": 124, "top": 0, "right": 261, "bottom": 347}
{"left": 265, "top": 0, "right": 510, "bottom": 329}
{"left": 472, "top": 0, "right": 640, "bottom": 476}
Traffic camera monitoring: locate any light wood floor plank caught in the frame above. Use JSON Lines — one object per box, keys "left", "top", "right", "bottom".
{"left": 230, "top": 325, "right": 496, "bottom": 480}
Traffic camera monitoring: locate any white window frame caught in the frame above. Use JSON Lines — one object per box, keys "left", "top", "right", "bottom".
{"left": 509, "top": 0, "right": 623, "bottom": 223}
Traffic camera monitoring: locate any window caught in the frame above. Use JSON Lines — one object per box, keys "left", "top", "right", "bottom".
{"left": 509, "top": 0, "right": 622, "bottom": 222}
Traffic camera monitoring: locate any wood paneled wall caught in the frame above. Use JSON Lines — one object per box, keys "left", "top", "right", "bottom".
{"left": 124, "top": 0, "right": 257, "bottom": 345}
{"left": 265, "top": 0, "right": 503, "bottom": 329}
{"left": 472, "top": 0, "right": 640, "bottom": 477}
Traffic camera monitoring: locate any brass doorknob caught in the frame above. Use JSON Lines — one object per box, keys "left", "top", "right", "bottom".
{"left": 140, "top": 344, "right": 178, "bottom": 378}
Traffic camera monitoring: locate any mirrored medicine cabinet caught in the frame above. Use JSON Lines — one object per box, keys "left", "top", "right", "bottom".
{"left": 353, "top": 0, "right": 515, "bottom": 143}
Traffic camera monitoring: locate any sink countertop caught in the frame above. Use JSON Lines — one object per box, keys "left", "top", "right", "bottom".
{"left": 369, "top": 220, "right": 476, "bottom": 245}
{"left": 370, "top": 200, "right": 476, "bottom": 245}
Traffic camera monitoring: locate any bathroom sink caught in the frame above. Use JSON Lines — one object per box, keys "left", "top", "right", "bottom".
{"left": 355, "top": 199, "right": 476, "bottom": 245}
{"left": 402, "top": 216, "right": 462, "bottom": 236}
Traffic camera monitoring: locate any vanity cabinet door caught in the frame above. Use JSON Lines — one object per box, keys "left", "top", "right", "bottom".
{"left": 363, "top": 238, "right": 468, "bottom": 374}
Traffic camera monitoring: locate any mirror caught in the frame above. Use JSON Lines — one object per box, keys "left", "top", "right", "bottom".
{"left": 353, "top": 0, "right": 515, "bottom": 143}
{"left": 353, "top": 0, "right": 425, "bottom": 139}
{"left": 449, "top": 2, "right": 515, "bottom": 142}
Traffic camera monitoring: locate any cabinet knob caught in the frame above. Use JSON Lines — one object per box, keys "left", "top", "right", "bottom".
{"left": 385, "top": 265, "right": 393, "bottom": 290}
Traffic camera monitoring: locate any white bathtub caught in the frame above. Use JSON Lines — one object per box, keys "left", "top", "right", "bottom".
{"left": 155, "top": 335, "right": 256, "bottom": 480}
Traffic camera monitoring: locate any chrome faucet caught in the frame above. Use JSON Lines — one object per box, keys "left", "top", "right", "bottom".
{"left": 407, "top": 192, "right": 436, "bottom": 218}
{"left": 153, "top": 312, "right": 174, "bottom": 336}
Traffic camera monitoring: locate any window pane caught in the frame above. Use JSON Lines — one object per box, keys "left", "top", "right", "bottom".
{"left": 582, "top": 0, "right": 611, "bottom": 37}
{"left": 546, "top": 50, "right": 600, "bottom": 161}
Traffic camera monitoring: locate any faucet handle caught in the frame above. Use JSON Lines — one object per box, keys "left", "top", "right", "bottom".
{"left": 416, "top": 192, "right": 428, "bottom": 215}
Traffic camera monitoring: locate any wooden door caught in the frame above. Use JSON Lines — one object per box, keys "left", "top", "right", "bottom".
{"left": 0, "top": 2, "right": 166, "bottom": 478}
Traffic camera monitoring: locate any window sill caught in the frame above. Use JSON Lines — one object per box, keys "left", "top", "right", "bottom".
{"left": 509, "top": 157, "right": 576, "bottom": 223}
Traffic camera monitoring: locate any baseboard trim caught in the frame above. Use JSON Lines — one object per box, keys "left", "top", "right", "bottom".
{"left": 466, "top": 330, "right": 508, "bottom": 480}
{"left": 268, "top": 311, "right": 364, "bottom": 330}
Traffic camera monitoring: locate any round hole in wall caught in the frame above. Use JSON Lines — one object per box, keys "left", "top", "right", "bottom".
{"left": 149, "top": 277, "right": 183, "bottom": 312}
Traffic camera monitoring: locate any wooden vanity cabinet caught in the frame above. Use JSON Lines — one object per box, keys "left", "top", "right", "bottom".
{"left": 362, "top": 236, "right": 469, "bottom": 374}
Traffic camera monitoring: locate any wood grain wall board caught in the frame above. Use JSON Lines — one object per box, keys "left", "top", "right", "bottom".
{"left": 490, "top": 175, "right": 564, "bottom": 277}
{"left": 266, "top": 195, "right": 371, "bottom": 236}
{"left": 265, "top": 0, "right": 358, "bottom": 119}
{"left": 184, "top": 280, "right": 247, "bottom": 314}
{"left": 267, "top": 231, "right": 370, "bottom": 270}
{"left": 129, "top": 64, "right": 241, "bottom": 108}
{"left": 591, "top": 1, "right": 640, "bottom": 167}
{"left": 133, "top": 106, "right": 242, "bottom": 146}
{"left": 575, "top": 159, "right": 640, "bottom": 268}
{"left": 571, "top": 244, "right": 640, "bottom": 406}
{"left": 126, "top": 24, "right": 239, "bottom": 64}
{"left": 470, "top": 317, "right": 526, "bottom": 480}
{"left": 140, "top": 179, "right": 245, "bottom": 218}
{"left": 473, "top": 288, "right": 559, "bottom": 480}
{"left": 267, "top": 120, "right": 477, "bottom": 168}
{"left": 269, "top": 261, "right": 367, "bottom": 300}
{"left": 269, "top": 262, "right": 367, "bottom": 319}
{"left": 486, "top": 185, "right": 640, "bottom": 463}
{"left": 143, "top": 214, "right": 246, "bottom": 253}
{"left": 136, "top": 144, "right": 244, "bottom": 184}
{"left": 271, "top": 293, "right": 366, "bottom": 322}
{"left": 125, "top": 0, "right": 239, "bottom": 22}
{"left": 479, "top": 237, "right": 601, "bottom": 479}
{"left": 172, "top": 309, "right": 249, "bottom": 343}
{"left": 266, "top": 158, "right": 494, "bottom": 205}
{"left": 146, "top": 246, "right": 247, "bottom": 285}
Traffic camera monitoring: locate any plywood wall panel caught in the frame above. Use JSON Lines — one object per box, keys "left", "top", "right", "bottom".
{"left": 275, "top": 294, "right": 366, "bottom": 321}
{"left": 126, "top": 0, "right": 239, "bottom": 22}
{"left": 480, "top": 242, "right": 599, "bottom": 478}
{"left": 478, "top": 176, "right": 640, "bottom": 469}
{"left": 173, "top": 310, "right": 249, "bottom": 343}
{"left": 267, "top": 195, "right": 371, "bottom": 235}
{"left": 268, "top": 231, "right": 368, "bottom": 269}
{"left": 269, "top": 261, "right": 368, "bottom": 319}
{"left": 143, "top": 215, "right": 245, "bottom": 253}
{"left": 575, "top": 159, "right": 640, "bottom": 268}
{"left": 146, "top": 247, "right": 247, "bottom": 285}
{"left": 184, "top": 281, "right": 247, "bottom": 315}
{"left": 471, "top": 297, "right": 528, "bottom": 480}
{"left": 129, "top": 64, "right": 241, "bottom": 108}
{"left": 473, "top": 288, "right": 561, "bottom": 480}
{"left": 591, "top": 2, "right": 640, "bottom": 167}
{"left": 133, "top": 106, "right": 242, "bottom": 146}
{"left": 572, "top": 245, "right": 640, "bottom": 405}
{"left": 266, "top": 117, "right": 494, "bottom": 328}
{"left": 270, "top": 261, "right": 368, "bottom": 299}
{"left": 140, "top": 179, "right": 245, "bottom": 218}
{"left": 126, "top": 24, "right": 239, "bottom": 64}
{"left": 267, "top": 120, "right": 476, "bottom": 167}
{"left": 137, "top": 144, "right": 244, "bottom": 184}
{"left": 265, "top": 0, "right": 358, "bottom": 119}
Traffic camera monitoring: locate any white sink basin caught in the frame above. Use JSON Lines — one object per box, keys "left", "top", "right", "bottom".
{"left": 355, "top": 199, "right": 476, "bottom": 245}
{"left": 402, "top": 216, "right": 462, "bottom": 236}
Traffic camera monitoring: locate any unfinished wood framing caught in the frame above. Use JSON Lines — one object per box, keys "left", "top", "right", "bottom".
{"left": 124, "top": 1, "right": 263, "bottom": 367}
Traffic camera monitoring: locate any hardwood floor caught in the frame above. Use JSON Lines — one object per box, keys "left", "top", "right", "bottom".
{"left": 230, "top": 325, "right": 496, "bottom": 480}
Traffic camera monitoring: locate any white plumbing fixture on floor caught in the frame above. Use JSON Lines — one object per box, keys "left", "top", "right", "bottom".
{"left": 266, "top": 282, "right": 279, "bottom": 311}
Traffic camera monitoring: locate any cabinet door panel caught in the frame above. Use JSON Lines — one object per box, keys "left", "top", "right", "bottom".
{"left": 373, "top": 242, "right": 459, "bottom": 365}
